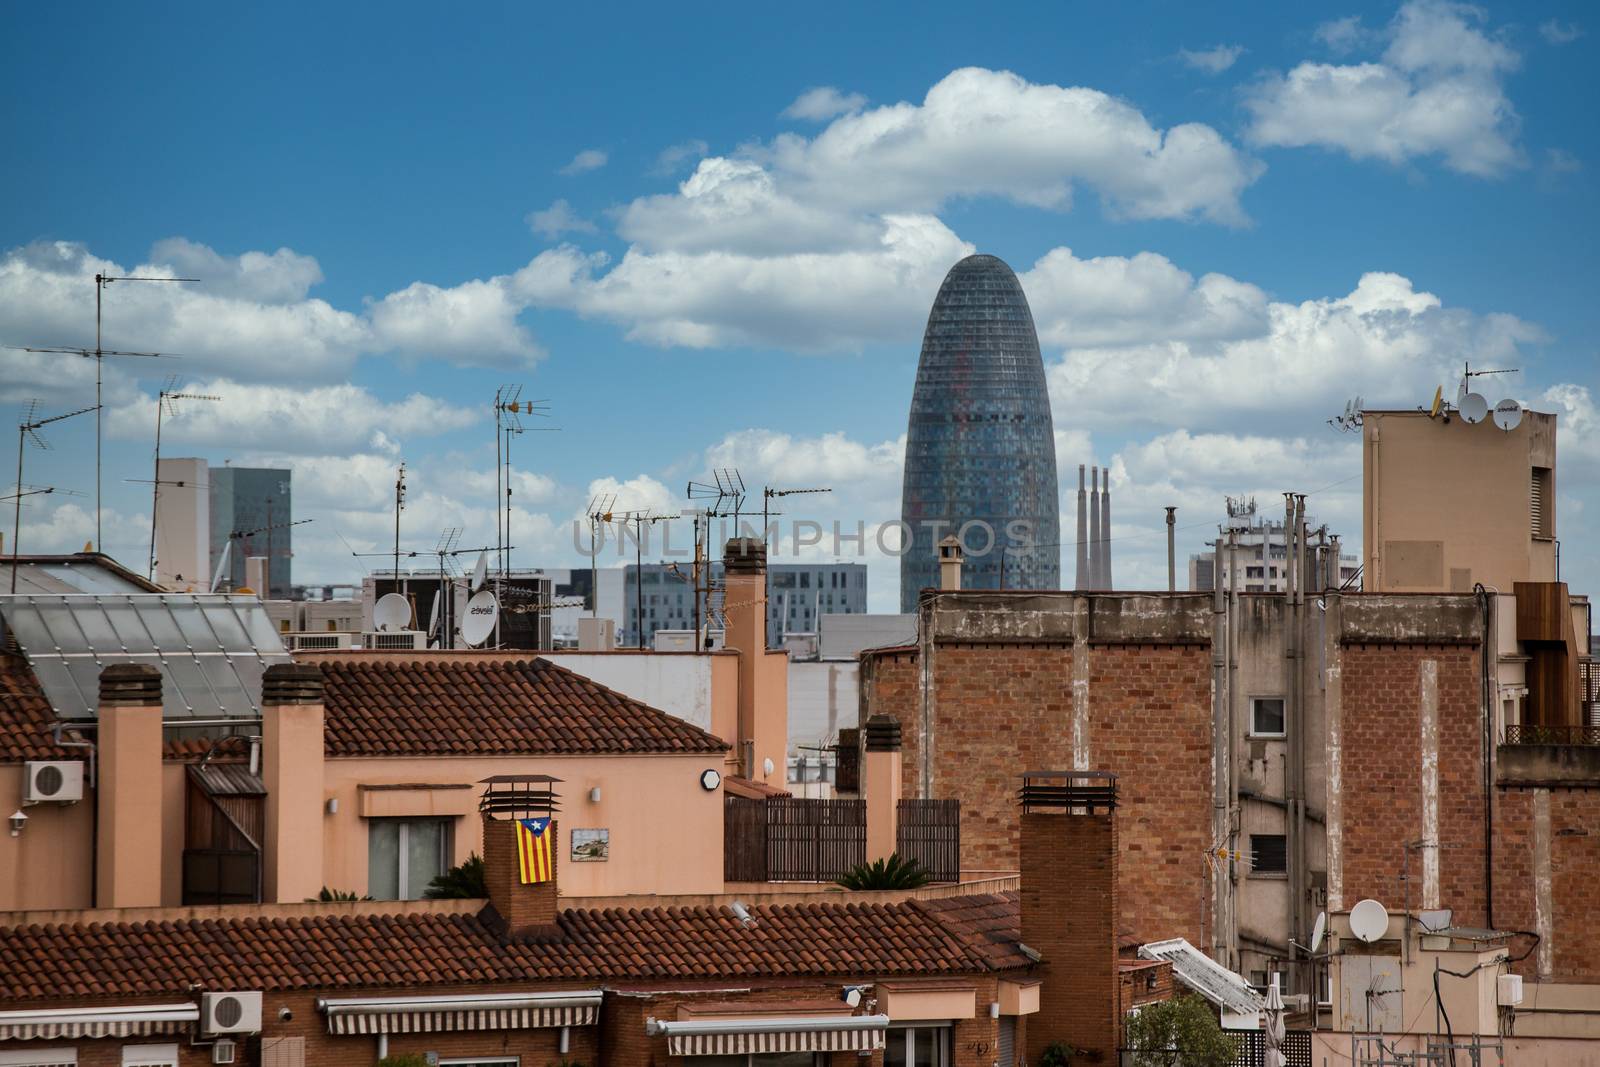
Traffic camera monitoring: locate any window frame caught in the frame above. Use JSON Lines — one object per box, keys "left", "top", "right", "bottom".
{"left": 120, "top": 1046, "right": 179, "bottom": 1067}
{"left": 367, "top": 816, "right": 453, "bottom": 900}
{"left": 1251, "top": 833, "right": 1288, "bottom": 876}
{"left": 885, "top": 1024, "right": 952, "bottom": 1067}
{"left": 1250, "top": 696, "right": 1286, "bottom": 738}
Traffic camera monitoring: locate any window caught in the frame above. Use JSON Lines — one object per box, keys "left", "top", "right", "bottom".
{"left": 1251, "top": 697, "right": 1286, "bottom": 736}
{"left": 885, "top": 1026, "right": 950, "bottom": 1067}
{"left": 0, "top": 1050, "right": 77, "bottom": 1067}
{"left": 1252, "top": 834, "right": 1287, "bottom": 874}
{"left": 1531, "top": 466, "right": 1553, "bottom": 538}
{"left": 368, "top": 817, "right": 451, "bottom": 899}
{"left": 1246, "top": 566, "right": 1264, "bottom": 579}
{"left": 122, "top": 1047, "right": 179, "bottom": 1067}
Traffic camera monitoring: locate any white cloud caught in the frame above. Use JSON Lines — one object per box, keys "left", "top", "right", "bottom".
{"left": 768, "top": 67, "right": 1261, "bottom": 225}
{"left": 368, "top": 276, "right": 542, "bottom": 365}
{"left": 1545, "top": 147, "right": 1582, "bottom": 174}
{"left": 1247, "top": 0, "right": 1523, "bottom": 177}
{"left": 526, "top": 199, "right": 597, "bottom": 239}
{"left": 782, "top": 86, "right": 868, "bottom": 121}
{"left": 105, "top": 380, "right": 477, "bottom": 455}
{"left": 653, "top": 138, "right": 710, "bottom": 175}
{"left": 1539, "top": 19, "right": 1582, "bottom": 44}
{"left": 1179, "top": 44, "right": 1245, "bottom": 73}
{"left": 559, "top": 149, "right": 608, "bottom": 175}
{"left": 1045, "top": 270, "right": 1542, "bottom": 434}
{"left": 1316, "top": 16, "right": 1372, "bottom": 54}
{"left": 147, "top": 237, "right": 324, "bottom": 303}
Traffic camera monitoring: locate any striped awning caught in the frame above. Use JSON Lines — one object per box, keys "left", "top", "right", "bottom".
{"left": 317, "top": 991, "right": 601, "bottom": 1036}
{"left": 0, "top": 1004, "right": 198, "bottom": 1041}
{"left": 649, "top": 1013, "right": 889, "bottom": 1056}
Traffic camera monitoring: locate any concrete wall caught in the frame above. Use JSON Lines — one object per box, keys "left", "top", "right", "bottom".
{"left": 539, "top": 649, "right": 727, "bottom": 733}
{"left": 788, "top": 658, "right": 859, "bottom": 755}
{"left": 1364, "top": 409, "right": 1558, "bottom": 593}
{"left": 0, "top": 764, "right": 94, "bottom": 911}
{"left": 153, "top": 457, "right": 209, "bottom": 591}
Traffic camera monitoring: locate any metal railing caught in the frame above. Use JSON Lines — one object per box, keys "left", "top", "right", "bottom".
{"left": 1503, "top": 723, "right": 1600, "bottom": 746}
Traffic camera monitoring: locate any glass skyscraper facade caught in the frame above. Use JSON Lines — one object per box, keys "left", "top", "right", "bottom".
{"left": 900, "top": 254, "right": 1060, "bottom": 611}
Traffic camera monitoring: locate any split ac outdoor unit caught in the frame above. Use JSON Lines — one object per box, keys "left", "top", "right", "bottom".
{"left": 23, "top": 761, "right": 84, "bottom": 804}
{"left": 287, "top": 632, "right": 356, "bottom": 651}
{"left": 212, "top": 1039, "right": 237, "bottom": 1065}
{"left": 201, "top": 992, "right": 263, "bottom": 1035}
{"left": 362, "top": 630, "right": 426, "bottom": 650}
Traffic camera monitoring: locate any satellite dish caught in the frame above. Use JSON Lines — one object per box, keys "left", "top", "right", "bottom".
{"left": 1459, "top": 393, "right": 1489, "bottom": 424}
{"left": 1493, "top": 399, "right": 1523, "bottom": 431}
{"left": 1310, "top": 912, "right": 1327, "bottom": 954}
{"left": 471, "top": 550, "right": 489, "bottom": 591}
{"left": 461, "top": 589, "right": 499, "bottom": 647}
{"left": 1350, "top": 898, "right": 1390, "bottom": 943}
{"left": 1429, "top": 386, "right": 1443, "bottom": 418}
{"left": 374, "top": 593, "right": 410, "bottom": 632}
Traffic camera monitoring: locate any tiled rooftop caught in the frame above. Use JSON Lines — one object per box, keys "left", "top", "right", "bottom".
{"left": 319, "top": 657, "right": 728, "bottom": 757}
{"left": 0, "top": 655, "right": 76, "bottom": 761}
{"left": 0, "top": 895, "right": 1025, "bottom": 1000}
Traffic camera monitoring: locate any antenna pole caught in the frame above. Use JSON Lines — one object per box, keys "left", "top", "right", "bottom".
{"left": 148, "top": 391, "right": 163, "bottom": 580}
{"left": 94, "top": 275, "right": 103, "bottom": 550}
{"left": 635, "top": 515, "right": 645, "bottom": 649}
{"left": 393, "top": 463, "right": 406, "bottom": 583}
{"left": 10, "top": 424, "right": 22, "bottom": 594}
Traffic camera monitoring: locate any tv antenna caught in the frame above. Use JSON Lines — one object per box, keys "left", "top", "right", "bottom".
{"left": 494, "top": 386, "right": 555, "bottom": 578}
{"left": 147, "top": 378, "right": 221, "bottom": 581}
{"left": 687, "top": 468, "right": 745, "bottom": 646}
{"left": 762, "top": 485, "right": 831, "bottom": 549}
{"left": 617, "top": 509, "right": 681, "bottom": 648}
{"left": 1328, "top": 396, "right": 1364, "bottom": 433}
{"left": 393, "top": 462, "right": 407, "bottom": 580}
{"left": 11, "top": 401, "right": 96, "bottom": 593}
{"left": 7, "top": 271, "right": 199, "bottom": 550}
{"left": 210, "top": 516, "right": 313, "bottom": 593}
{"left": 584, "top": 493, "right": 617, "bottom": 620}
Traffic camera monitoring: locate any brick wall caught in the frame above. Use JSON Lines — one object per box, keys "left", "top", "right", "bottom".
{"left": 482, "top": 812, "right": 559, "bottom": 935}
{"left": 1339, "top": 644, "right": 1486, "bottom": 923}
{"left": 866, "top": 640, "right": 1210, "bottom": 943}
{"left": 1021, "top": 810, "right": 1119, "bottom": 1066}
{"left": 1493, "top": 787, "right": 1600, "bottom": 981}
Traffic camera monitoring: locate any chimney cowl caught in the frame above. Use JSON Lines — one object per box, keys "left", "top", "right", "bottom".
{"left": 262, "top": 662, "right": 325, "bottom": 705}
{"left": 99, "top": 663, "right": 162, "bottom": 706}
{"left": 864, "top": 714, "right": 903, "bottom": 752}
{"left": 722, "top": 537, "right": 767, "bottom": 574}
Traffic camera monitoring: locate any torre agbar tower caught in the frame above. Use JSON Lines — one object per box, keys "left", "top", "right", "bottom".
{"left": 899, "top": 254, "right": 1061, "bottom": 611}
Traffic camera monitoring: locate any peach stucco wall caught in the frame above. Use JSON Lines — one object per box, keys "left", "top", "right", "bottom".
{"left": 0, "top": 764, "right": 94, "bottom": 912}
{"left": 319, "top": 752, "right": 726, "bottom": 899}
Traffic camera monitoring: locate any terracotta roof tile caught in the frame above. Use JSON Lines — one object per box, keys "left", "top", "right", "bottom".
{"left": 319, "top": 658, "right": 728, "bottom": 757}
{"left": 0, "top": 894, "right": 1025, "bottom": 1000}
{"left": 913, "top": 891, "right": 1031, "bottom": 971}
{"left": 0, "top": 654, "right": 80, "bottom": 761}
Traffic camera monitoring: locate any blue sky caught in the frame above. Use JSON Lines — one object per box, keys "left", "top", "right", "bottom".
{"left": 2, "top": 0, "right": 1596, "bottom": 608}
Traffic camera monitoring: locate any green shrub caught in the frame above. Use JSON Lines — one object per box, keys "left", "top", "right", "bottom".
{"left": 425, "top": 852, "right": 487, "bottom": 899}
{"left": 835, "top": 853, "right": 930, "bottom": 890}
{"left": 1124, "top": 993, "right": 1237, "bottom": 1067}
{"left": 1039, "top": 1041, "right": 1076, "bottom": 1067}
{"left": 306, "top": 887, "right": 372, "bottom": 902}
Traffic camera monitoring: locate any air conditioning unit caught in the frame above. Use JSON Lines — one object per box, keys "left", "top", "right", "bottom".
{"left": 361, "top": 630, "right": 426, "bottom": 650}
{"left": 212, "top": 1039, "right": 237, "bottom": 1065}
{"left": 201, "top": 991, "right": 262, "bottom": 1035}
{"left": 23, "top": 761, "right": 84, "bottom": 805}
{"left": 1497, "top": 974, "right": 1524, "bottom": 1006}
{"left": 286, "top": 631, "right": 356, "bottom": 651}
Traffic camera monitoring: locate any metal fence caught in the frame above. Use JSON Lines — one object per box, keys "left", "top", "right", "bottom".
{"left": 724, "top": 795, "right": 866, "bottom": 882}
{"left": 1119, "top": 1031, "right": 1310, "bottom": 1067}
{"left": 1503, "top": 723, "right": 1600, "bottom": 745}
{"left": 898, "top": 798, "right": 960, "bottom": 882}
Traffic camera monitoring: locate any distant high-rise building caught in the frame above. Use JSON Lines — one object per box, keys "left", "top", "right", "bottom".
{"left": 623, "top": 561, "right": 867, "bottom": 649}
{"left": 209, "top": 466, "right": 293, "bottom": 598}
{"left": 899, "top": 254, "right": 1060, "bottom": 611}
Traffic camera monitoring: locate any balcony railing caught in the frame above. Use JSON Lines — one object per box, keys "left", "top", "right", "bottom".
{"left": 1503, "top": 723, "right": 1600, "bottom": 746}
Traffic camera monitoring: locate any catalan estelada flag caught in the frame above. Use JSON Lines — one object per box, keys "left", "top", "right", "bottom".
{"left": 516, "top": 817, "right": 554, "bottom": 884}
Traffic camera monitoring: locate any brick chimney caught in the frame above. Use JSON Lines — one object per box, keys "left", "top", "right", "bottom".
{"left": 262, "top": 662, "right": 325, "bottom": 903}
{"left": 97, "top": 664, "right": 164, "bottom": 908}
{"left": 938, "top": 534, "right": 963, "bottom": 591}
{"left": 1020, "top": 771, "right": 1120, "bottom": 1065}
{"left": 724, "top": 537, "right": 785, "bottom": 781}
{"left": 480, "top": 778, "right": 562, "bottom": 939}
{"left": 864, "top": 715, "right": 902, "bottom": 863}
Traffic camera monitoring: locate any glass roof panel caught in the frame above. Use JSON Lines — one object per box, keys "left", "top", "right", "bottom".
{"left": 0, "top": 593, "right": 290, "bottom": 720}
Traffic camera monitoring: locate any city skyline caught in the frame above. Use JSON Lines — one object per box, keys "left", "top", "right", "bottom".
{"left": 1, "top": 1, "right": 1595, "bottom": 610}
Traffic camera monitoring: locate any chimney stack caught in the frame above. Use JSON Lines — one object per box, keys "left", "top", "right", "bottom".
{"left": 1020, "top": 771, "right": 1121, "bottom": 1066}
{"left": 262, "top": 662, "right": 325, "bottom": 903}
{"left": 863, "top": 715, "right": 903, "bottom": 864}
{"left": 480, "top": 778, "right": 561, "bottom": 939}
{"left": 937, "top": 534, "right": 963, "bottom": 592}
{"left": 1100, "top": 470, "right": 1113, "bottom": 590}
{"left": 96, "top": 664, "right": 164, "bottom": 908}
{"left": 723, "top": 538, "right": 786, "bottom": 783}
{"left": 1074, "top": 465, "right": 1088, "bottom": 590}
{"left": 1088, "top": 468, "right": 1101, "bottom": 588}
